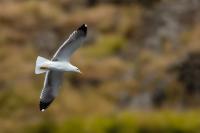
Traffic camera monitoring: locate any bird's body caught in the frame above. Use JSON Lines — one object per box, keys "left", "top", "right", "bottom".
{"left": 39, "top": 60, "right": 78, "bottom": 72}
{"left": 35, "top": 24, "right": 87, "bottom": 111}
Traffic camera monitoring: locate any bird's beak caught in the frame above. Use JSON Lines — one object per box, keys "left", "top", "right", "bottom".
{"left": 77, "top": 69, "right": 82, "bottom": 74}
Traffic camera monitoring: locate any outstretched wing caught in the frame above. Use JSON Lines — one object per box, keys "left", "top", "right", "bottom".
{"left": 39, "top": 71, "right": 63, "bottom": 111}
{"left": 53, "top": 24, "right": 87, "bottom": 61}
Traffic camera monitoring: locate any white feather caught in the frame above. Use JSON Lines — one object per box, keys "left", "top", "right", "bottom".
{"left": 35, "top": 56, "right": 49, "bottom": 74}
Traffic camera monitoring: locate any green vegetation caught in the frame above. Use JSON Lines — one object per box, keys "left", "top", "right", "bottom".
{"left": 83, "top": 35, "right": 126, "bottom": 58}
{"left": 23, "top": 111, "right": 200, "bottom": 133}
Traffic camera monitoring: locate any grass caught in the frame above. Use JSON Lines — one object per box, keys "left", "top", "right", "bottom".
{"left": 83, "top": 34, "right": 127, "bottom": 58}
{"left": 23, "top": 110, "right": 200, "bottom": 133}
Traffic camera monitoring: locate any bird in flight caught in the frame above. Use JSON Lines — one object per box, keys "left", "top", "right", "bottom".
{"left": 35, "top": 24, "right": 87, "bottom": 112}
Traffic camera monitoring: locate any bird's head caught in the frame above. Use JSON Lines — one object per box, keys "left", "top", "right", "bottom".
{"left": 73, "top": 66, "right": 82, "bottom": 74}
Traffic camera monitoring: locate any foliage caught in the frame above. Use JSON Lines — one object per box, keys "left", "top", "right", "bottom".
{"left": 23, "top": 111, "right": 200, "bottom": 133}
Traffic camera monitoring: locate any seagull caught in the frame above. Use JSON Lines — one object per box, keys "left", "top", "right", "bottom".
{"left": 35, "top": 24, "right": 87, "bottom": 112}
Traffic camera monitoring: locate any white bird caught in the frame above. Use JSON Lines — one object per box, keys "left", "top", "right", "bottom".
{"left": 35, "top": 24, "right": 87, "bottom": 111}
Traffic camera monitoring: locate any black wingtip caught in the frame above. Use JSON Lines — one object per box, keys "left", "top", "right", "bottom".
{"left": 77, "top": 24, "right": 87, "bottom": 34}
{"left": 39, "top": 100, "right": 53, "bottom": 112}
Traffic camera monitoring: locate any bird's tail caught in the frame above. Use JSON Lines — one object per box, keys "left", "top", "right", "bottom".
{"left": 35, "top": 56, "right": 50, "bottom": 74}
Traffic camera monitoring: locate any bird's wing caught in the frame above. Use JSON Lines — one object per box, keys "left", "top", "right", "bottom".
{"left": 52, "top": 24, "right": 87, "bottom": 61}
{"left": 39, "top": 70, "right": 63, "bottom": 111}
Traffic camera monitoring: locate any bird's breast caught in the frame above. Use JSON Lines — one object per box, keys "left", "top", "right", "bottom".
{"left": 46, "top": 61, "right": 69, "bottom": 72}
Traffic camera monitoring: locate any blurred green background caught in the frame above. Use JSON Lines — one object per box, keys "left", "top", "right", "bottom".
{"left": 0, "top": 0, "right": 200, "bottom": 132}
